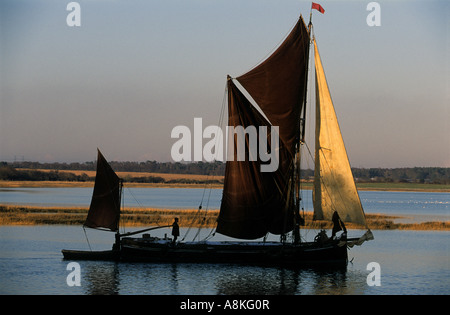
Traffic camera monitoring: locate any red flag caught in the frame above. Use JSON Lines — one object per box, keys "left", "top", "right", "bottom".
{"left": 312, "top": 2, "right": 325, "bottom": 14}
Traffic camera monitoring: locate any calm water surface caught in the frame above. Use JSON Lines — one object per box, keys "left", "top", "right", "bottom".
{"left": 1, "top": 187, "right": 449, "bottom": 216}
{"left": 0, "top": 189, "right": 449, "bottom": 295}
{"left": 0, "top": 225, "right": 448, "bottom": 295}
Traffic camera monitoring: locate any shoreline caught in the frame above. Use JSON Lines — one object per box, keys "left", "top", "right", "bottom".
{"left": 1, "top": 205, "right": 448, "bottom": 231}
{"left": 1, "top": 180, "right": 449, "bottom": 192}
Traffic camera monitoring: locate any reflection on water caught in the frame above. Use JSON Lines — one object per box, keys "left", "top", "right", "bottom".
{"left": 1, "top": 225, "right": 449, "bottom": 295}
{"left": 217, "top": 267, "right": 300, "bottom": 295}
{"left": 307, "top": 267, "right": 369, "bottom": 295}
{"left": 215, "top": 266, "right": 301, "bottom": 295}
{"left": 84, "top": 262, "right": 119, "bottom": 295}
{"left": 79, "top": 261, "right": 369, "bottom": 295}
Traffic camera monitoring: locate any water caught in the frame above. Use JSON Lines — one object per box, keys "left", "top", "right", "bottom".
{"left": 0, "top": 187, "right": 222, "bottom": 209}
{"left": 0, "top": 225, "right": 448, "bottom": 295}
{"left": 1, "top": 187, "right": 449, "bottom": 217}
{"left": 0, "top": 188, "right": 449, "bottom": 295}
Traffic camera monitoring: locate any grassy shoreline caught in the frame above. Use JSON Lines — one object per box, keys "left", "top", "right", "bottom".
{"left": 1, "top": 180, "right": 449, "bottom": 192}
{"left": 1, "top": 205, "right": 448, "bottom": 231}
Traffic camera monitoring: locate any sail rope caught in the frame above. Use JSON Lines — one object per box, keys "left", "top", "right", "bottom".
{"left": 181, "top": 83, "right": 227, "bottom": 242}
{"left": 196, "top": 83, "right": 229, "bottom": 241}
{"left": 120, "top": 184, "right": 126, "bottom": 234}
{"left": 298, "top": 141, "right": 319, "bottom": 241}
{"left": 124, "top": 186, "right": 169, "bottom": 229}
{"left": 192, "top": 185, "right": 214, "bottom": 241}
{"left": 83, "top": 226, "right": 93, "bottom": 251}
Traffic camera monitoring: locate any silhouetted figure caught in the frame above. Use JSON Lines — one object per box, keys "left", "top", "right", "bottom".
{"left": 172, "top": 217, "right": 180, "bottom": 245}
{"left": 331, "top": 211, "right": 347, "bottom": 239}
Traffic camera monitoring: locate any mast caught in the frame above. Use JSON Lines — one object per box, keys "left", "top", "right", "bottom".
{"left": 301, "top": 13, "right": 313, "bottom": 144}
{"left": 293, "top": 15, "right": 313, "bottom": 245}
{"left": 113, "top": 179, "right": 123, "bottom": 250}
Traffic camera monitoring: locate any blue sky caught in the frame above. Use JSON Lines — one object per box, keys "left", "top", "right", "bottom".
{"left": 0, "top": 0, "right": 448, "bottom": 167}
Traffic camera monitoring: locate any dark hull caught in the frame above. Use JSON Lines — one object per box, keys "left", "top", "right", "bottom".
{"left": 62, "top": 237, "right": 352, "bottom": 267}
{"left": 62, "top": 249, "right": 120, "bottom": 261}
{"left": 119, "top": 237, "right": 349, "bottom": 267}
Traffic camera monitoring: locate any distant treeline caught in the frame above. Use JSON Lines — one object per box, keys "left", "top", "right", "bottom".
{"left": 1, "top": 161, "right": 449, "bottom": 184}
{"left": 351, "top": 168, "right": 449, "bottom": 184}
{"left": 4, "top": 160, "right": 225, "bottom": 176}
{"left": 0, "top": 166, "right": 91, "bottom": 182}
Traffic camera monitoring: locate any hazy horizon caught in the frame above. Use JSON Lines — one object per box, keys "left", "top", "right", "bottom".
{"left": 1, "top": 0, "right": 449, "bottom": 168}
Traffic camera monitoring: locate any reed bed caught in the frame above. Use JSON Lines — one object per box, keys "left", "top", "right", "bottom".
{"left": 1, "top": 179, "right": 449, "bottom": 191}
{"left": 0, "top": 205, "right": 448, "bottom": 231}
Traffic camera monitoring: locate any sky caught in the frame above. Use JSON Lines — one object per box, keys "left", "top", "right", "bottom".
{"left": 0, "top": 0, "right": 448, "bottom": 168}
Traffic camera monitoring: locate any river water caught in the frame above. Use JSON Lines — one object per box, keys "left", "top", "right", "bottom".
{"left": 1, "top": 187, "right": 449, "bottom": 218}
{"left": 0, "top": 188, "right": 449, "bottom": 295}
{"left": 0, "top": 226, "right": 448, "bottom": 295}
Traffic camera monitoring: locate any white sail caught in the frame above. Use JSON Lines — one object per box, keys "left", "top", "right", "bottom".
{"left": 312, "top": 38, "right": 367, "bottom": 227}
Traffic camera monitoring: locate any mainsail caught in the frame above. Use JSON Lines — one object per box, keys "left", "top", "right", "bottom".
{"left": 217, "top": 13, "right": 371, "bottom": 243}
{"left": 84, "top": 149, "right": 122, "bottom": 231}
{"left": 216, "top": 79, "right": 294, "bottom": 239}
{"left": 312, "top": 39, "right": 367, "bottom": 226}
{"left": 216, "top": 16, "right": 310, "bottom": 239}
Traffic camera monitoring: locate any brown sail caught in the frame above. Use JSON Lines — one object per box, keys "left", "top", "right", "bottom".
{"left": 216, "top": 79, "right": 293, "bottom": 239}
{"left": 84, "top": 149, "right": 122, "bottom": 232}
{"left": 216, "top": 16, "right": 310, "bottom": 240}
{"left": 237, "top": 16, "right": 310, "bottom": 156}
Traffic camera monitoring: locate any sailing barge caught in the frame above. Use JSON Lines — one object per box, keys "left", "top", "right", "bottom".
{"left": 63, "top": 10, "right": 373, "bottom": 267}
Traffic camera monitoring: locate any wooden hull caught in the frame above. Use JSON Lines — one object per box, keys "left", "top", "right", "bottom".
{"left": 119, "top": 237, "right": 349, "bottom": 267}
{"left": 62, "top": 249, "right": 120, "bottom": 261}
{"left": 62, "top": 237, "right": 352, "bottom": 267}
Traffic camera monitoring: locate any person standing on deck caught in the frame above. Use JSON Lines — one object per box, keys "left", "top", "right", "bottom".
{"left": 172, "top": 217, "right": 180, "bottom": 245}
{"left": 331, "top": 211, "right": 347, "bottom": 239}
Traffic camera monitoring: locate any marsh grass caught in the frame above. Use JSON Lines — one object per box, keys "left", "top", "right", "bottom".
{"left": 1, "top": 176, "right": 449, "bottom": 191}
{"left": 1, "top": 205, "right": 448, "bottom": 230}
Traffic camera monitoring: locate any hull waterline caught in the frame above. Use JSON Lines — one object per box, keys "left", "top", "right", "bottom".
{"left": 62, "top": 236, "right": 351, "bottom": 268}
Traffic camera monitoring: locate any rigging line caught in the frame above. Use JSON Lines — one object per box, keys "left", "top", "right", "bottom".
{"left": 192, "top": 219, "right": 204, "bottom": 241}
{"left": 304, "top": 141, "right": 315, "bottom": 167}
{"left": 121, "top": 185, "right": 126, "bottom": 234}
{"left": 198, "top": 82, "right": 227, "bottom": 208}
{"left": 83, "top": 226, "right": 92, "bottom": 251}
{"left": 125, "top": 186, "right": 146, "bottom": 210}
{"left": 124, "top": 186, "right": 165, "bottom": 229}
{"left": 192, "top": 184, "right": 216, "bottom": 242}
{"left": 181, "top": 207, "right": 203, "bottom": 241}
{"left": 192, "top": 195, "right": 210, "bottom": 241}
{"left": 201, "top": 222, "right": 217, "bottom": 241}
{"left": 299, "top": 144, "right": 319, "bottom": 241}
{"left": 180, "top": 218, "right": 193, "bottom": 241}
{"left": 191, "top": 82, "right": 228, "bottom": 242}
